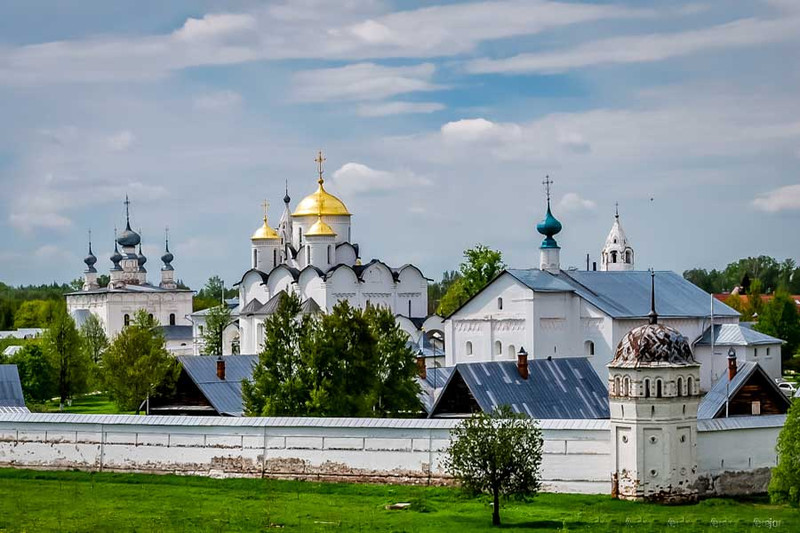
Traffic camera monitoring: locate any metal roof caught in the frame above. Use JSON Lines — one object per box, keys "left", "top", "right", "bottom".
{"left": 156, "top": 325, "right": 193, "bottom": 341}
{"left": 66, "top": 283, "right": 192, "bottom": 296}
{"left": 0, "top": 365, "right": 26, "bottom": 408}
{"left": 176, "top": 355, "right": 257, "bottom": 416}
{"left": 698, "top": 414, "right": 786, "bottom": 432}
{"left": 506, "top": 269, "right": 577, "bottom": 292}
{"left": 418, "top": 367, "right": 453, "bottom": 414}
{"left": 433, "top": 357, "right": 609, "bottom": 419}
{"left": 696, "top": 324, "right": 784, "bottom": 346}
{"left": 559, "top": 270, "right": 739, "bottom": 319}
{"left": 0, "top": 405, "right": 30, "bottom": 414}
{"left": 697, "top": 361, "right": 791, "bottom": 419}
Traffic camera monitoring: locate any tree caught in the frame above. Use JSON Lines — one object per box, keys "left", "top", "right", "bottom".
{"left": 445, "top": 405, "right": 543, "bottom": 526}
{"left": 754, "top": 290, "right": 800, "bottom": 359}
{"left": 201, "top": 304, "right": 232, "bottom": 356}
{"left": 14, "top": 300, "right": 60, "bottom": 328}
{"left": 101, "top": 310, "right": 178, "bottom": 412}
{"left": 80, "top": 313, "right": 108, "bottom": 365}
{"left": 437, "top": 244, "right": 505, "bottom": 317}
{"left": 769, "top": 398, "right": 800, "bottom": 506}
{"left": 43, "top": 308, "right": 89, "bottom": 408}
{"left": 194, "top": 275, "right": 237, "bottom": 311}
{"left": 242, "top": 294, "right": 308, "bottom": 416}
{"left": 6, "top": 343, "right": 57, "bottom": 404}
{"left": 428, "top": 270, "right": 461, "bottom": 315}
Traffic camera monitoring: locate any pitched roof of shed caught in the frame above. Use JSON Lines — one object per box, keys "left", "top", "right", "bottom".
{"left": 0, "top": 365, "right": 26, "bottom": 408}
{"left": 697, "top": 361, "right": 791, "bottom": 419}
{"left": 176, "top": 355, "right": 257, "bottom": 416}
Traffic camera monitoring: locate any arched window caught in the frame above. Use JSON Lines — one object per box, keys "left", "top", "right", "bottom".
{"left": 408, "top": 300, "right": 412, "bottom": 316}
{"left": 623, "top": 377, "right": 630, "bottom": 396}
{"left": 148, "top": 313, "right": 154, "bottom": 321}
{"left": 508, "top": 344, "right": 516, "bottom": 358}
{"left": 123, "top": 314, "right": 130, "bottom": 326}
{"left": 466, "top": 341, "right": 473, "bottom": 356}
{"left": 611, "top": 251, "right": 618, "bottom": 263}
{"left": 298, "top": 228, "right": 303, "bottom": 244}
{"left": 306, "top": 247, "right": 310, "bottom": 264}
{"left": 169, "top": 313, "right": 176, "bottom": 326}
{"left": 327, "top": 245, "right": 332, "bottom": 264}
{"left": 644, "top": 378, "right": 650, "bottom": 398}
{"left": 625, "top": 250, "right": 631, "bottom": 263}
{"left": 252, "top": 249, "right": 258, "bottom": 268}
{"left": 199, "top": 325, "right": 204, "bottom": 335}
{"left": 676, "top": 377, "right": 683, "bottom": 397}
{"left": 584, "top": 340, "right": 595, "bottom": 356}
{"left": 614, "top": 376, "right": 621, "bottom": 396}
{"left": 656, "top": 379, "right": 663, "bottom": 398}
{"left": 687, "top": 377, "right": 694, "bottom": 396}
{"left": 273, "top": 249, "right": 277, "bottom": 266}
{"left": 497, "top": 297, "right": 503, "bottom": 310}
{"left": 494, "top": 340, "right": 502, "bottom": 355}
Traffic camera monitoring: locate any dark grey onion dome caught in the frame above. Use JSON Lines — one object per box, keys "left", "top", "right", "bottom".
{"left": 137, "top": 243, "right": 147, "bottom": 271}
{"left": 110, "top": 241, "right": 123, "bottom": 271}
{"left": 117, "top": 223, "right": 141, "bottom": 247}
{"left": 161, "top": 233, "right": 174, "bottom": 271}
{"left": 284, "top": 181, "right": 291, "bottom": 204}
{"left": 84, "top": 242, "right": 97, "bottom": 271}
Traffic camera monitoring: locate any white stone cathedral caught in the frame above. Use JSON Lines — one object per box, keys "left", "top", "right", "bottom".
{"left": 66, "top": 197, "right": 193, "bottom": 339}
{"left": 236, "top": 152, "right": 429, "bottom": 355}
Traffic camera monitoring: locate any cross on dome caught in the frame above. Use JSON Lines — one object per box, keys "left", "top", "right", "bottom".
{"left": 542, "top": 175, "right": 553, "bottom": 203}
{"left": 315, "top": 150, "right": 326, "bottom": 184}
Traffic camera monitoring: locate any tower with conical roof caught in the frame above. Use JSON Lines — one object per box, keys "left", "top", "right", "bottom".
{"left": 251, "top": 200, "right": 281, "bottom": 272}
{"left": 601, "top": 204, "right": 634, "bottom": 271}
{"left": 537, "top": 176, "right": 562, "bottom": 273}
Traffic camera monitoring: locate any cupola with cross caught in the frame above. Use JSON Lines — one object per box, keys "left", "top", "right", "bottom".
{"left": 601, "top": 203, "right": 635, "bottom": 271}
{"left": 251, "top": 200, "right": 281, "bottom": 272}
{"left": 537, "top": 175, "right": 562, "bottom": 273}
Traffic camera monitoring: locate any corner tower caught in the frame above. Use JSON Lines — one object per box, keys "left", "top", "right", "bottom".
{"left": 536, "top": 176, "right": 562, "bottom": 273}
{"left": 601, "top": 204, "right": 634, "bottom": 271}
{"left": 608, "top": 271, "right": 700, "bottom": 502}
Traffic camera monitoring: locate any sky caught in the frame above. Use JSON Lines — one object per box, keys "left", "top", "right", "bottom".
{"left": 0, "top": 0, "right": 798, "bottom": 290}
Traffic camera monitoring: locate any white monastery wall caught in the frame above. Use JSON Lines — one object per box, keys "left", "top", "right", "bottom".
{"left": 0, "top": 415, "right": 779, "bottom": 496}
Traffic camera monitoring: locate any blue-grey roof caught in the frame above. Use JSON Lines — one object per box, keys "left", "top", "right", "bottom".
{"left": 433, "top": 357, "right": 609, "bottom": 419}
{"left": 0, "top": 365, "right": 26, "bottom": 408}
{"left": 156, "top": 325, "right": 193, "bottom": 342}
{"left": 698, "top": 361, "right": 791, "bottom": 419}
{"left": 696, "top": 324, "right": 784, "bottom": 346}
{"left": 559, "top": 270, "right": 739, "bottom": 319}
{"left": 176, "top": 355, "right": 257, "bottom": 416}
{"left": 506, "top": 269, "right": 576, "bottom": 292}
{"left": 407, "top": 335, "right": 445, "bottom": 359}
{"left": 418, "top": 367, "right": 453, "bottom": 414}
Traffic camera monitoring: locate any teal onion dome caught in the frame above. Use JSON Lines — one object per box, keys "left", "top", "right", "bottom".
{"left": 536, "top": 202, "right": 562, "bottom": 249}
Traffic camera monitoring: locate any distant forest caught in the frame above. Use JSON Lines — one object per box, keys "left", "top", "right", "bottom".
{"left": 682, "top": 256, "right": 800, "bottom": 295}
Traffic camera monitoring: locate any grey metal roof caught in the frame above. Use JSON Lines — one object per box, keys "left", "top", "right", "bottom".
{"left": 2, "top": 345, "right": 23, "bottom": 356}
{"left": 698, "top": 414, "right": 786, "bottom": 431}
{"left": 176, "top": 355, "right": 257, "bottom": 416}
{"left": 156, "top": 325, "right": 193, "bottom": 342}
{"left": 559, "top": 270, "right": 739, "bottom": 319}
{"left": 239, "top": 297, "right": 263, "bottom": 315}
{"left": 66, "top": 283, "right": 192, "bottom": 296}
{"left": 696, "top": 324, "right": 784, "bottom": 346}
{"left": 0, "top": 365, "right": 26, "bottom": 408}
{"left": 418, "top": 367, "right": 453, "bottom": 414}
{"left": 506, "top": 269, "right": 577, "bottom": 292}
{"left": 698, "top": 361, "right": 791, "bottom": 419}
{"left": 256, "top": 292, "right": 286, "bottom": 315}
{"left": 0, "top": 405, "right": 30, "bottom": 414}
{"left": 299, "top": 297, "right": 322, "bottom": 315}
{"left": 433, "top": 357, "right": 609, "bottom": 419}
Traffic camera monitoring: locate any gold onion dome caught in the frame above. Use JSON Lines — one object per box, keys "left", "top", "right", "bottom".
{"left": 251, "top": 200, "right": 279, "bottom": 240}
{"left": 292, "top": 151, "right": 351, "bottom": 217}
{"left": 306, "top": 215, "right": 337, "bottom": 237}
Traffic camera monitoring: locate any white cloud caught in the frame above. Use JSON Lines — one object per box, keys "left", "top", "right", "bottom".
{"left": 193, "top": 90, "right": 243, "bottom": 110}
{"left": 331, "top": 162, "right": 431, "bottom": 195}
{"left": 357, "top": 101, "right": 444, "bottom": 117}
{"left": 9, "top": 211, "right": 73, "bottom": 232}
{"left": 172, "top": 13, "right": 258, "bottom": 42}
{"left": 466, "top": 16, "right": 800, "bottom": 74}
{"left": 106, "top": 130, "right": 135, "bottom": 151}
{"left": 558, "top": 192, "right": 596, "bottom": 213}
{"left": 752, "top": 183, "right": 800, "bottom": 212}
{"left": 292, "top": 63, "right": 441, "bottom": 102}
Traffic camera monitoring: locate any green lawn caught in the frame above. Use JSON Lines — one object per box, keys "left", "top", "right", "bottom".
{"left": 33, "top": 393, "right": 135, "bottom": 414}
{"left": 0, "top": 469, "right": 797, "bottom": 532}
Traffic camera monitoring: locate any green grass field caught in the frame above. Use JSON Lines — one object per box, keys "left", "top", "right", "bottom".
{"left": 0, "top": 469, "right": 797, "bottom": 532}
{"left": 33, "top": 393, "right": 135, "bottom": 414}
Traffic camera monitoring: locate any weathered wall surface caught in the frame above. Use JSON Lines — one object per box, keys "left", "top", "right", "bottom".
{"left": 0, "top": 414, "right": 781, "bottom": 496}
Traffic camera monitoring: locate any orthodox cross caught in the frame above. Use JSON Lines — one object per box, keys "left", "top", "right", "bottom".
{"left": 262, "top": 199, "right": 270, "bottom": 222}
{"left": 165, "top": 226, "right": 170, "bottom": 248}
{"left": 124, "top": 195, "right": 131, "bottom": 225}
{"left": 615, "top": 201, "right": 619, "bottom": 218}
{"left": 315, "top": 150, "right": 326, "bottom": 184}
{"left": 542, "top": 175, "right": 553, "bottom": 203}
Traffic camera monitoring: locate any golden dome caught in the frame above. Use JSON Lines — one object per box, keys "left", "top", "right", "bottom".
{"left": 305, "top": 215, "right": 337, "bottom": 237}
{"left": 251, "top": 219, "right": 279, "bottom": 240}
{"left": 293, "top": 182, "right": 351, "bottom": 217}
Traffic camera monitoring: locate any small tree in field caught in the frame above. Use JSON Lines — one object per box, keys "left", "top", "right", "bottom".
{"left": 769, "top": 399, "right": 800, "bottom": 506}
{"left": 445, "top": 405, "right": 543, "bottom": 526}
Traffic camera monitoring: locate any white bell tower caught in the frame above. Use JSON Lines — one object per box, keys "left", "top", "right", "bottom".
{"left": 601, "top": 204, "right": 634, "bottom": 271}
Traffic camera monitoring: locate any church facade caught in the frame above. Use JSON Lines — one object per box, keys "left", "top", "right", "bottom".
{"left": 66, "top": 198, "right": 193, "bottom": 339}
{"left": 235, "top": 153, "right": 429, "bottom": 355}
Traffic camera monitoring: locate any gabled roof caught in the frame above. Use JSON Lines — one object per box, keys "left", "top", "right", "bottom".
{"left": 176, "top": 355, "right": 257, "bottom": 416}
{"left": 506, "top": 269, "right": 576, "bottom": 292}
{"left": 256, "top": 292, "right": 287, "bottom": 315}
{"left": 299, "top": 297, "right": 322, "bottom": 315}
{"left": 698, "top": 361, "right": 792, "bottom": 419}
{"left": 239, "top": 298, "right": 263, "bottom": 315}
{"left": 156, "top": 325, "right": 193, "bottom": 342}
{"left": 696, "top": 324, "right": 785, "bottom": 346}
{"left": 0, "top": 365, "right": 26, "bottom": 408}
{"left": 418, "top": 367, "right": 453, "bottom": 414}
{"left": 431, "top": 357, "right": 609, "bottom": 419}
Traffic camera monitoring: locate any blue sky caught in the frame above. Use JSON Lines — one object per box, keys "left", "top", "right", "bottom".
{"left": 0, "top": 0, "right": 798, "bottom": 290}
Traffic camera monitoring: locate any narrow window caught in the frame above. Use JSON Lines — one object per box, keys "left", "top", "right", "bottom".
{"left": 253, "top": 249, "right": 258, "bottom": 268}
{"left": 466, "top": 341, "right": 473, "bottom": 356}
{"left": 623, "top": 377, "right": 630, "bottom": 396}
{"left": 611, "top": 251, "right": 617, "bottom": 263}
{"left": 497, "top": 297, "right": 503, "bottom": 310}
{"left": 495, "top": 340, "right": 502, "bottom": 355}
{"left": 408, "top": 300, "right": 412, "bottom": 316}
{"left": 687, "top": 377, "right": 694, "bottom": 396}
{"left": 273, "top": 249, "right": 277, "bottom": 266}
{"left": 751, "top": 401, "right": 761, "bottom": 415}
{"left": 298, "top": 228, "right": 303, "bottom": 244}
{"left": 656, "top": 379, "right": 663, "bottom": 398}
{"left": 644, "top": 378, "right": 650, "bottom": 398}
{"left": 199, "top": 325, "right": 204, "bottom": 335}
{"left": 306, "top": 247, "right": 310, "bottom": 264}
{"left": 327, "top": 245, "right": 332, "bottom": 264}
{"left": 169, "top": 313, "right": 176, "bottom": 326}
{"left": 625, "top": 250, "right": 631, "bottom": 263}
{"left": 754, "top": 347, "right": 758, "bottom": 357}
{"left": 676, "top": 377, "right": 683, "bottom": 397}
{"left": 614, "top": 376, "right": 621, "bottom": 396}
{"left": 508, "top": 345, "right": 516, "bottom": 358}
{"left": 766, "top": 347, "right": 771, "bottom": 356}
{"left": 124, "top": 314, "right": 130, "bottom": 326}
{"left": 585, "top": 340, "right": 595, "bottom": 356}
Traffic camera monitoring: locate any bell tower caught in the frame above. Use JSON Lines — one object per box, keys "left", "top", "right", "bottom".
{"left": 601, "top": 204, "right": 634, "bottom": 271}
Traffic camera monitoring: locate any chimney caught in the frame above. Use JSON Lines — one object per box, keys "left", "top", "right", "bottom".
{"left": 592, "top": 261, "right": 597, "bottom": 271}
{"left": 586, "top": 253, "right": 590, "bottom": 271}
{"left": 416, "top": 354, "right": 427, "bottom": 380}
{"left": 216, "top": 356, "right": 226, "bottom": 380}
{"left": 727, "top": 347, "right": 737, "bottom": 381}
{"left": 517, "top": 347, "right": 529, "bottom": 380}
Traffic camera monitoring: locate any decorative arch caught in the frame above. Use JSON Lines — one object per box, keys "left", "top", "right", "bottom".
{"left": 466, "top": 341, "right": 473, "bottom": 356}
{"left": 677, "top": 376, "right": 684, "bottom": 397}
{"left": 584, "top": 340, "right": 595, "bottom": 356}
{"left": 494, "top": 340, "right": 502, "bottom": 355}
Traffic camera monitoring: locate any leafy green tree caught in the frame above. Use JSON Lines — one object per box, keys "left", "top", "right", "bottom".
{"left": 365, "top": 304, "right": 422, "bottom": 416}
{"left": 14, "top": 300, "right": 60, "bottom": 328}
{"left": 194, "top": 275, "right": 237, "bottom": 311}
{"left": 201, "top": 304, "right": 232, "bottom": 356}
{"left": 427, "top": 270, "right": 461, "bottom": 315}
{"left": 769, "top": 399, "right": 800, "bottom": 506}
{"left": 243, "top": 294, "right": 309, "bottom": 416}
{"left": 445, "top": 405, "right": 543, "bottom": 526}
{"left": 80, "top": 313, "right": 108, "bottom": 365}
{"left": 102, "top": 310, "right": 178, "bottom": 412}
{"left": 755, "top": 290, "right": 800, "bottom": 359}
{"left": 7, "top": 343, "right": 57, "bottom": 404}
{"left": 43, "top": 308, "right": 89, "bottom": 408}
{"left": 437, "top": 244, "right": 505, "bottom": 317}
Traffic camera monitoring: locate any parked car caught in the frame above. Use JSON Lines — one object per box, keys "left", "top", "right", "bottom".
{"left": 777, "top": 381, "right": 797, "bottom": 396}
